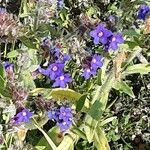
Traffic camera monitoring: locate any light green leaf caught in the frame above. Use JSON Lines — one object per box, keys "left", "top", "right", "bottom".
{"left": 93, "top": 127, "right": 110, "bottom": 150}
{"left": 123, "top": 64, "right": 150, "bottom": 75}
{"left": 34, "top": 124, "right": 57, "bottom": 150}
{"left": 7, "top": 50, "right": 19, "bottom": 58}
{"left": 100, "top": 117, "right": 117, "bottom": 126}
{"left": 113, "top": 81, "right": 135, "bottom": 98}
{"left": 50, "top": 88, "right": 82, "bottom": 101}
{"left": 35, "top": 146, "right": 46, "bottom": 150}
{"left": 57, "top": 132, "right": 78, "bottom": 150}
{"left": 0, "top": 64, "right": 6, "bottom": 94}
{"left": 36, "top": 126, "right": 63, "bottom": 150}
{"left": 71, "top": 125, "right": 86, "bottom": 140}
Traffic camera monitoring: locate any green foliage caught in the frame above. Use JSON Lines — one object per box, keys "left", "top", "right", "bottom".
{"left": 0, "top": 64, "right": 6, "bottom": 95}
{"left": 0, "top": 0, "right": 150, "bottom": 149}
{"left": 113, "top": 80, "right": 135, "bottom": 98}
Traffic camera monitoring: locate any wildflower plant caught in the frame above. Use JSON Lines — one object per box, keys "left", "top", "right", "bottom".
{"left": 0, "top": 0, "right": 150, "bottom": 150}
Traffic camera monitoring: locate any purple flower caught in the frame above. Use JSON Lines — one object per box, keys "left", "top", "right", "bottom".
{"left": 57, "top": 0, "right": 64, "bottom": 10}
{"left": 49, "top": 63, "right": 64, "bottom": 80}
{"left": 38, "top": 66, "right": 51, "bottom": 76}
{"left": 59, "top": 121, "right": 72, "bottom": 132}
{"left": 59, "top": 106, "right": 73, "bottom": 120}
{"left": 48, "top": 109, "right": 59, "bottom": 121}
{"left": 58, "top": 106, "right": 73, "bottom": 132}
{"left": 48, "top": 106, "right": 73, "bottom": 132}
{"left": 39, "top": 63, "right": 64, "bottom": 80}
{"left": 108, "top": 15, "right": 115, "bottom": 22}
{"left": 52, "top": 73, "right": 72, "bottom": 88}
{"left": 91, "top": 54, "right": 103, "bottom": 70}
{"left": 108, "top": 33, "right": 124, "bottom": 51}
{"left": 63, "top": 54, "right": 71, "bottom": 62}
{"left": 14, "top": 109, "right": 32, "bottom": 124}
{"left": 90, "top": 24, "right": 112, "bottom": 45}
{"left": 82, "top": 68, "right": 96, "bottom": 79}
{"left": 3, "top": 61, "right": 13, "bottom": 70}
{"left": 138, "top": 5, "right": 150, "bottom": 20}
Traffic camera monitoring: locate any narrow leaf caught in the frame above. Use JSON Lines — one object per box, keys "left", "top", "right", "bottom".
{"left": 113, "top": 81, "right": 135, "bottom": 98}
{"left": 93, "top": 127, "right": 110, "bottom": 150}
{"left": 34, "top": 124, "right": 57, "bottom": 150}
{"left": 123, "top": 64, "right": 150, "bottom": 75}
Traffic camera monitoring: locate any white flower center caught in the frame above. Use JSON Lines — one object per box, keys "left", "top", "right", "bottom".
{"left": 112, "top": 37, "right": 116, "bottom": 42}
{"left": 87, "top": 69, "right": 91, "bottom": 73}
{"left": 98, "top": 32, "right": 103, "bottom": 37}
{"left": 22, "top": 112, "right": 26, "bottom": 116}
{"left": 63, "top": 122, "right": 67, "bottom": 125}
{"left": 52, "top": 66, "right": 58, "bottom": 71}
{"left": 60, "top": 76, "right": 64, "bottom": 80}
{"left": 92, "top": 58, "right": 96, "bottom": 63}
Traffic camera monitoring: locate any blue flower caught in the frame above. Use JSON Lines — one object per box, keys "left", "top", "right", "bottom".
{"left": 14, "top": 109, "right": 32, "bottom": 124}
{"left": 3, "top": 61, "right": 13, "bottom": 70}
{"left": 52, "top": 73, "right": 72, "bottom": 88}
{"left": 82, "top": 68, "right": 96, "bottom": 79}
{"left": 38, "top": 62, "right": 64, "bottom": 80}
{"left": 91, "top": 54, "right": 103, "bottom": 70}
{"left": 90, "top": 24, "right": 112, "bottom": 45}
{"left": 59, "top": 121, "right": 72, "bottom": 132}
{"left": 108, "top": 15, "right": 115, "bottom": 22}
{"left": 108, "top": 33, "right": 124, "bottom": 51}
{"left": 57, "top": 0, "right": 64, "bottom": 10}
{"left": 59, "top": 106, "right": 73, "bottom": 120}
{"left": 62, "top": 54, "right": 71, "bottom": 62}
{"left": 58, "top": 106, "right": 73, "bottom": 132}
{"left": 38, "top": 66, "right": 51, "bottom": 76}
{"left": 49, "top": 63, "right": 64, "bottom": 80}
{"left": 138, "top": 5, "right": 150, "bottom": 20}
{"left": 48, "top": 109, "right": 59, "bottom": 121}
{"left": 48, "top": 106, "right": 73, "bottom": 132}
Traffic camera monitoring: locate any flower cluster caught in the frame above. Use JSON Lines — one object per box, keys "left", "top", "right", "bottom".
{"left": 13, "top": 108, "right": 32, "bottom": 125}
{"left": 57, "top": 0, "right": 64, "bottom": 10}
{"left": 48, "top": 106, "right": 73, "bottom": 132}
{"left": 82, "top": 54, "right": 103, "bottom": 79}
{"left": 39, "top": 38, "right": 72, "bottom": 88}
{"left": 138, "top": 5, "right": 150, "bottom": 21}
{"left": 90, "top": 23, "right": 124, "bottom": 51}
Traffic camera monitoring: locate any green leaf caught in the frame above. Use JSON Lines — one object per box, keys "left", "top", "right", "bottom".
{"left": 0, "top": 64, "right": 6, "bottom": 94}
{"left": 113, "top": 81, "right": 135, "bottom": 98}
{"left": 88, "top": 101, "right": 103, "bottom": 121}
{"left": 100, "top": 117, "right": 117, "bottom": 126}
{"left": 123, "top": 29, "right": 140, "bottom": 36}
{"left": 57, "top": 132, "right": 78, "bottom": 150}
{"left": 123, "top": 64, "right": 150, "bottom": 75}
{"left": 87, "top": 7, "right": 95, "bottom": 16}
{"left": 76, "top": 94, "right": 87, "bottom": 112}
{"left": 20, "top": 36, "right": 37, "bottom": 49}
{"left": 50, "top": 88, "right": 82, "bottom": 101}
{"left": 7, "top": 50, "right": 19, "bottom": 58}
{"left": 34, "top": 124, "right": 57, "bottom": 150}
{"left": 21, "top": 72, "right": 36, "bottom": 90}
{"left": 71, "top": 126, "right": 86, "bottom": 140}
{"left": 36, "top": 126, "right": 63, "bottom": 150}
{"left": 93, "top": 127, "right": 110, "bottom": 150}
